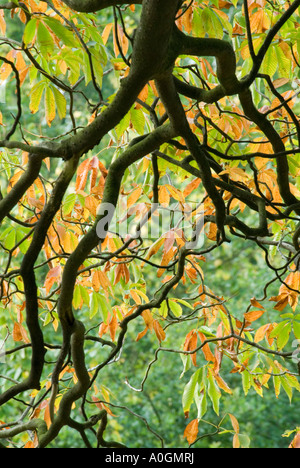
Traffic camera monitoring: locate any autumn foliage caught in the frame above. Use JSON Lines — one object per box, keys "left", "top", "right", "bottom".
{"left": 0, "top": 0, "right": 300, "bottom": 448}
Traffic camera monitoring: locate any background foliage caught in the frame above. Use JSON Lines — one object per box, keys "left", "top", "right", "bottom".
{"left": 0, "top": 0, "right": 300, "bottom": 448}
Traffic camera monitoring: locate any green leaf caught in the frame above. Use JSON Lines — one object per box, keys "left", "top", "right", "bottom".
{"left": 23, "top": 17, "right": 37, "bottom": 46}
{"left": 273, "top": 375, "right": 281, "bottom": 398}
{"left": 51, "top": 86, "right": 67, "bottom": 120}
{"left": 174, "top": 299, "right": 194, "bottom": 310}
{"left": 73, "top": 284, "right": 82, "bottom": 309}
{"left": 238, "top": 434, "right": 251, "bottom": 448}
{"left": 262, "top": 46, "right": 278, "bottom": 77}
{"left": 79, "top": 285, "right": 90, "bottom": 307}
{"left": 130, "top": 108, "right": 145, "bottom": 136}
{"left": 159, "top": 301, "right": 168, "bottom": 318}
{"left": 293, "top": 321, "right": 300, "bottom": 340}
{"left": 269, "top": 320, "right": 290, "bottom": 339}
{"left": 198, "top": 391, "right": 207, "bottom": 420}
{"left": 63, "top": 193, "right": 77, "bottom": 217}
{"left": 201, "top": 8, "right": 224, "bottom": 39}
{"left": 280, "top": 375, "right": 293, "bottom": 403}
{"left": 37, "top": 21, "right": 55, "bottom": 58}
{"left": 97, "top": 294, "right": 111, "bottom": 323}
{"left": 89, "top": 291, "right": 99, "bottom": 319}
{"left": 169, "top": 299, "right": 183, "bottom": 318}
{"left": 242, "top": 371, "right": 251, "bottom": 396}
{"left": 182, "top": 369, "right": 201, "bottom": 413}
{"left": 207, "top": 371, "right": 221, "bottom": 415}
{"left": 198, "top": 326, "right": 216, "bottom": 338}
{"left": 44, "top": 17, "right": 79, "bottom": 48}
{"left": 4, "top": 228, "right": 15, "bottom": 250}
{"left": 277, "top": 322, "right": 292, "bottom": 350}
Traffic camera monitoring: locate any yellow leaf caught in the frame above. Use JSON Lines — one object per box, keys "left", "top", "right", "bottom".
{"left": 254, "top": 324, "right": 270, "bottom": 343}
{"left": 45, "top": 86, "right": 56, "bottom": 127}
{"left": 0, "top": 10, "right": 6, "bottom": 35}
{"left": 102, "top": 23, "right": 113, "bottom": 45}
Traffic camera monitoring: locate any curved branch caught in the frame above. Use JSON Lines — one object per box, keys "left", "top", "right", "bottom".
{"left": 155, "top": 73, "right": 226, "bottom": 241}
{"left": 39, "top": 320, "right": 90, "bottom": 448}
{"left": 0, "top": 419, "right": 47, "bottom": 442}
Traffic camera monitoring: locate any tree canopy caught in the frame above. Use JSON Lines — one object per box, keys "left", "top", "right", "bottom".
{"left": 0, "top": 0, "right": 300, "bottom": 449}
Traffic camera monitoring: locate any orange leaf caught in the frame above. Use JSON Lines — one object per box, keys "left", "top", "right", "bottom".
{"left": 250, "top": 297, "right": 264, "bottom": 309}
{"left": 127, "top": 187, "right": 143, "bottom": 209}
{"left": 183, "top": 178, "right": 201, "bottom": 197}
{"left": 142, "top": 309, "right": 154, "bottom": 331}
{"left": 153, "top": 320, "right": 166, "bottom": 343}
{"left": 244, "top": 309, "right": 265, "bottom": 323}
{"left": 24, "top": 441, "right": 35, "bottom": 448}
{"left": 109, "top": 314, "right": 118, "bottom": 342}
{"left": 229, "top": 413, "right": 240, "bottom": 434}
{"left": 184, "top": 419, "right": 199, "bottom": 445}
{"left": 198, "top": 332, "right": 215, "bottom": 363}
{"left": 136, "top": 328, "right": 148, "bottom": 342}
{"left": 13, "top": 322, "right": 23, "bottom": 342}
{"left": 184, "top": 330, "right": 198, "bottom": 366}
{"left": 102, "top": 23, "right": 113, "bottom": 44}
{"left": 289, "top": 432, "right": 300, "bottom": 448}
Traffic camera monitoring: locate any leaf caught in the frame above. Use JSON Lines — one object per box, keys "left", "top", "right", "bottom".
{"left": 23, "top": 17, "right": 37, "bottom": 46}
{"left": 127, "top": 187, "right": 143, "bottom": 209}
{"left": 175, "top": 299, "right": 194, "bottom": 310}
{"left": 182, "top": 369, "right": 201, "bottom": 413}
{"left": 229, "top": 413, "right": 240, "bottom": 434}
{"left": 44, "top": 17, "right": 79, "bottom": 48}
{"left": 244, "top": 309, "right": 265, "bottom": 323}
{"left": 169, "top": 299, "right": 183, "bottom": 318}
{"left": 277, "top": 322, "right": 292, "bottom": 350}
{"left": 250, "top": 297, "right": 264, "bottom": 309}
{"left": 30, "top": 81, "right": 46, "bottom": 115}
{"left": 198, "top": 332, "right": 215, "bottom": 363}
{"left": 37, "top": 21, "right": 55, "bottom": 57}
{"left": 184, "top": 330, "right": 198, "bottom": 366}
{"left": 207, "top": 370, "right": 221, "bottom": 415}
{"left": 45, "top": 86, "right": 56, "bottom": 126}
{"left": 183, "top": 419, "right": 199, "bottom": 445}
{"left": 62, "top": 193, "right": 77, "bottom": 216}
{"left": 293, "top": 321, "right": 300, "bottom": 340}
{"left": 153, "top": 320, "right": 166, "bottom": 343}
{"left": 13, "top": 322, "right": 23, "bottom": 342}
{"left": 52, "top": 86, "right": 67, "bottom": 120}
{"left": 255, "top": 323, "right": 271, "bottom": 343}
